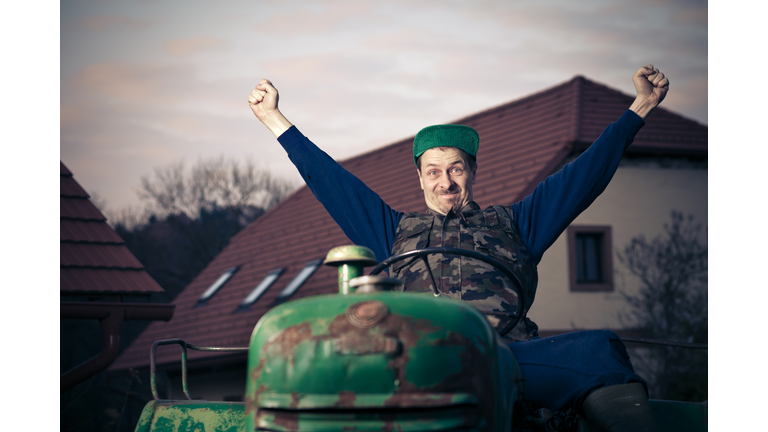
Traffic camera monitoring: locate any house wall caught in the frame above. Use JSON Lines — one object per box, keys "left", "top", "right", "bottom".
{"left": 530, "top": 162, "right": 707, "bottom": 331}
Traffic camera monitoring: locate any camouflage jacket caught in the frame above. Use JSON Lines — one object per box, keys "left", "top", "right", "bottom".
{"left": 390, "top": 201, "right": 539, "bottom": 341}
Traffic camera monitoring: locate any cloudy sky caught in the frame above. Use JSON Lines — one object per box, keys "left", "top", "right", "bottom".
{"left": 60, "top": 0, "right": 707, "bottom": 212}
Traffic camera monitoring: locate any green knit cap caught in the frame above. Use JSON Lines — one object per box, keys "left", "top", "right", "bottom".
{"left": 413, "top": 124, "right": 479, "bottom": 166}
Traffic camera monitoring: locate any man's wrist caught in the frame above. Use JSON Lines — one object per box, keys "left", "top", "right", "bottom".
{"left": 628, "top": 97, "right": 657, "bottom": 120}
{"left": 261, "top": 110, "right": 293, "bottom": 138}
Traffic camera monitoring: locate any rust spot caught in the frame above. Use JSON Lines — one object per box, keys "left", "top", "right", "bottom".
{"left": 250, "top": 357, "right": 266, "bottom": 382}
{"left": 269, "top": 410, "right": 299, "bottom": 432}
{"left": 244, "top": 395, "right": 255, "bottom": 415}
{"left": 290, "top": 392, "right": 300, "bottom": 409}
{"left": 262, "top": 322, "right": 313, "bottom": 365}
{"left": 253, "top": 383, "right": 270, "bottom": 402}
{"left": 333, "top": 333, "right": 401, "bottom": 355}
{"left": 382, "top": 392, "right": 455, "bottom": 407}
{"left": 246, "top": 382, "right": 271, "bottom": 415}
{"left": 334, "top": 390, "right": 357, "bottom": 408}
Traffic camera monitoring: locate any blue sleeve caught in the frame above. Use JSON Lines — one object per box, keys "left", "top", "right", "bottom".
{"left": 277, "top": 126, "right": 404, "bottom": 262}
{"left": 512, "top": 109, "right": 645, "bottom": 264}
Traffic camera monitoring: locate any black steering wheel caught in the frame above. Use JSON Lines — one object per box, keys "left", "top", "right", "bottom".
{"left": 369, "top": 247, "right": 525, "bottom": 335}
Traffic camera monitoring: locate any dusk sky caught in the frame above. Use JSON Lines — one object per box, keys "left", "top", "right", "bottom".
{"left": 60, "top": 0, "right": 708, "bottom": 213}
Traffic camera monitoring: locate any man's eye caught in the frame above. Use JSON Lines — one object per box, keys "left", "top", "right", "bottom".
{"left": 451, "top": 168, "right": 463, "bottom": 174}
{"left": 429, "top": 171, "right": 438, "bottom": 176}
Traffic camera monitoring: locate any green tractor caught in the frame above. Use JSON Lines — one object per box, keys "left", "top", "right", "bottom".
{"left": 134, "top": 246, "right": 707, "bottom": 432}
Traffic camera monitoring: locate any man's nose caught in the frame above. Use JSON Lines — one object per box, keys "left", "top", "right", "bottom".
{"left": 439, "top": 172, "right": 455, "bottom": 189}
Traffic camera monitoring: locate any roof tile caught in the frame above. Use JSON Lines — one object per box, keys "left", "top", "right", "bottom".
{"left": 61, "top": 243, "right": 144, "bottom": 268}
{"left": 61, "top": 220, "right": 125, "bottom": 243}
{"left": 60, "top": 161, "right": 164, "bottom": 295}
{"left": 61, "top": 268, "right": 164, "bottom": 294}
{"left": 60, "top": 175, "right": 89, "bottom": 198}
{"left": 61, "top": 197, "right": 105, "bottom": 221}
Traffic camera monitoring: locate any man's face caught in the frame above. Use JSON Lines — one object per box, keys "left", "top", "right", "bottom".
{"left": 417, "top": 147, "right": 476, "bottom": 215}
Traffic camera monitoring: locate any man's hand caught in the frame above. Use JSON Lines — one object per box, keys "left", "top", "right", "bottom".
{"left": 248, "top": 79, "right": 292, "bottom": 138}
{"left": 628, "top": 64, "right": 670, "bottom": 120}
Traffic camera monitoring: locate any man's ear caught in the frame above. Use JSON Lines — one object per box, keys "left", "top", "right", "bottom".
{"left": 471, "top": 164, "right": 477, "bottom": 185}
{"left": 417, "top": 168, "right": 425, "bottom": 191}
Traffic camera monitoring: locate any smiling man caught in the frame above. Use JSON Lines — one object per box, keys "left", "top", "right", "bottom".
{"left": 249, "top": 65, "right": 669, "bottom": 432}
{"left": 415, "top": 126, "right": 477, "bottom": 215}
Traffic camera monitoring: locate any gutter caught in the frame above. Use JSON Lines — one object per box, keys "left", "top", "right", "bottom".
{"left": 60, "top": 301, "right": 175, "bottom": 393}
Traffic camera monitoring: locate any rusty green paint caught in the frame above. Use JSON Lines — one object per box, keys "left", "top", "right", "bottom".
{"left": 244, "top": 291, "right": 515, "bottom": 431}
{"left": 247, "top": 292, "right": 494, "bottom": 394}
{"left": 134, "top": 401, "right": 244, "bottom": 432}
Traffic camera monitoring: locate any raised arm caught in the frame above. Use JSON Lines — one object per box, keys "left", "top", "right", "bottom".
{"left": 248, "top": 80, "right": 403, "bottom": 262}
{"left": 513, "top": 65, "right": 669, "bottom": 263}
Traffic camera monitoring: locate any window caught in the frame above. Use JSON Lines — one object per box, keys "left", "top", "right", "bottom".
{"left": 236, "top": 268, "right": 284, "bottom": 311}
{"left": 567, "top": 226, "right": 613, "bottom": 291}
{"left": 273, "top": 260, "right": 323, "bottom": 303}
{"left": 198, "top": 266, "right": 239, "bottom": 304}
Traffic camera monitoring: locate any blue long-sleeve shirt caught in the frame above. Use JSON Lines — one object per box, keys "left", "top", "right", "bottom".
{"left": 277, "top": 110, "right": 644, "bottom": 264}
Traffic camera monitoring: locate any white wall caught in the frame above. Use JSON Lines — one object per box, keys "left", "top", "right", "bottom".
{"left": 529, "top": 164, "right": 707, "bottom": 330}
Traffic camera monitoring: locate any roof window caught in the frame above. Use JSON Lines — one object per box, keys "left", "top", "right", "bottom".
{"left": 197, "top": 266, "right": 238, "bottom": 304}
{"left": 274, "top": 259, "right": 323, "bottom": 303}
{"left": 236, "top": 268, "right": 285, "bottom": 311}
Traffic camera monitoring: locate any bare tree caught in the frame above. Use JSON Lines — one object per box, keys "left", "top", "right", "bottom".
{"left": 107, "top": 156, "right": 296, "bottom": 297}
{"left": 138, "top": 156, "right": 295, "bottom": 220}
{"left": 105, "top": 205, "right": 149, "bottom": 231}
{"left": 617, "top": 211, "right": 707, "bottom": 401}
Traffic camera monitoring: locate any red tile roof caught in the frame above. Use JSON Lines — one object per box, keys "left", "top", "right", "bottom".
{"left": 61, "top": 161, "right": 164, "bottom": 295}
{"left": 111, "top": 76, "right": 707, "bottom": 371}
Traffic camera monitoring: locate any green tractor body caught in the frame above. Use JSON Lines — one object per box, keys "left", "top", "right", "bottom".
{"left": 244, "top": 290, "right": 521, "bottom": 431}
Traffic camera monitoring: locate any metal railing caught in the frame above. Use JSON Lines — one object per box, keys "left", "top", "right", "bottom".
{"left": 150, "top": 339, "right": 248, "bottom": 400}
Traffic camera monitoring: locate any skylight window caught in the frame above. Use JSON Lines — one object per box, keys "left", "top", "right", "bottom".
{"left": 274, "top": 260, "right": 323, "bottom": 303}
{"left": 197, "top": 266, "right": 238, "bottom": 304}
{"left": 237, "top": 268, "right": 285, "bottom": 311}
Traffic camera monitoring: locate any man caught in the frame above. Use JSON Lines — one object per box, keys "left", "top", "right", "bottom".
{"left": 249, "top": 65, "right": 669, "bottom": 432}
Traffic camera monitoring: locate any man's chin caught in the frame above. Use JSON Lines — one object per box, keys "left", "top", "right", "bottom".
{"left": 428, "top": 196, "right": 463, "bottom": 214}
{"left": 442, "top": 202, "right": 463, "bottom": 214}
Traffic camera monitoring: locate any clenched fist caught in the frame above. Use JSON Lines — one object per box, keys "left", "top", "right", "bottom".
{"left": 249, "top": 79, "right": 279, "bottom": 121}
{"left": 629, "top": 64, "right": 670, "bottom": 119}
{"left": 248, "top": 79, "right": 292, "bottom": 138}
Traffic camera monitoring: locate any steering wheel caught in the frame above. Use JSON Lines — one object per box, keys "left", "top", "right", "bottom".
{"left": 369, "top": 247, "right": 525, "bottom": 335}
